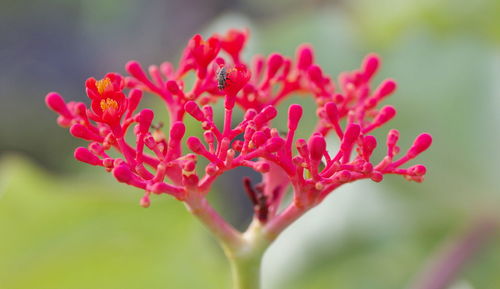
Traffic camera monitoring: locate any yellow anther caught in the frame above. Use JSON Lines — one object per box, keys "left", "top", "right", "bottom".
{"left": 96, "top": 77, "right": 112, "bottom": 94}
{"left": 100, "top": 98, "right": 119, "bottom": 111}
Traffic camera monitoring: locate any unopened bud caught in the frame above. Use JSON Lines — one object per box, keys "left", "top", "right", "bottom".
{"left": 309, "top": 135, "right": 326, "bottom": 162}
{"left": 407, "top": 133, "right": 432, "bottom": 158}
{"left": 288, "top": 104, "right": 303, "bottom": 130}
{"left": 74, "top": 147, "right": 102, "bottom": 166}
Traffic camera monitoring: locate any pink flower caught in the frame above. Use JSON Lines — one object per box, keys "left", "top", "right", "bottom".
{"left": 46, "top": 29, "right": 432, "bottom": 232}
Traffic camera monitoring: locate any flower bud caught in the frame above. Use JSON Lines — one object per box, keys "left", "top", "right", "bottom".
{"left": 296, "top": 44, "right": 314, "bottom": 70}
{"left": 138, "top": 109, "right": 154, "bottom": 134}
{"left": 296, "top": 139, "right": 309, "bottom": 159}
{"left": 325, "top": 102, "right": 339, "bottom": 124}
{"left": 362, "top": 135, "right": 377, "bottom": 159}
{"left": 140, "top": 194, "right": 151, "bottom": 208}
{"left": 112, "top": 165, "right": 146, "bottom": 189}
{"left": 371, "top": 172, "right": 383, "bottom": 182}
{"left": 362, "top": 54, "right": 380, "bottom": 82}
{"left": 187, "top": 137, "right": 206, "bottom": 155}
{"left": 45, "top": 92, "right": 72, "bottom": 118}
{"left": 266, "top": 53, "right": 284, "bottom": 79}
{"left": 254, "top": 105, "right": 278, "bottom": 126}
{"left": 407, "top": 133, "right": 432, "bottom": 158}
{"left": 408, "top": 164, "right": 427, "bottom": 176}
{"left": 185, "top": 101, "right": 205, "bottom": 121}
{"left": 372, "top": 105, "right": 396, "bottom": 126}
{"left": 373, "top": 79, "right": 397, "bottom": 100}
{"left": 340, "top": 123, "right": 360, "bottom": 151}
{"left": 126, "top": 61, "right": 148, "bottom": 82}
{"left": 251, "top": 131, "right": 267, "bottom": 147}
{"left": 288, "top": 104, "right": 303, "bottom": 131}
{"left": 70, "top": 124, "right": 102, "bottom": 141}
{"left": 74, "top": 147, "right": 102, "bottom": 166}
{"left": 265, "top": 137, "right": 285, "bottom": 153}
{"left": 170, "top": 121, "right": 186, "bottom": 141}
{"left": 336, "top": 170, "right": 352, "bottom": 183}
{"left": 307, "top": 65, "right": 323, "bottom": 85}
{"left": 309, "top": 135, "right": 326, "bottom": 162}
{"left": 127, "top": 89, "right": 143, "bottom": 114}
{"left": 166, "top": 80, "right": 180, "bottom": 93}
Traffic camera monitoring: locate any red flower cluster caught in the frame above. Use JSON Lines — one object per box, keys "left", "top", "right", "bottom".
{"left": 46, "top": 29, "right": 431, "bottom": 225}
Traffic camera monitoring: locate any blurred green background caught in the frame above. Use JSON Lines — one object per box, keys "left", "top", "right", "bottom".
{"left": 1, "top": 0, "right": 499, "bottom": 288}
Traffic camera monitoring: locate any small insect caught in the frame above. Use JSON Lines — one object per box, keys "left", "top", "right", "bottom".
{"left": 151, "top": 121, "right": 164, "bottom": 130}
{"left": 151, "top": 122, "right": 166, "bottom": 142}
{"left": 216, "top": 66, "right": 231, "bottom": 90}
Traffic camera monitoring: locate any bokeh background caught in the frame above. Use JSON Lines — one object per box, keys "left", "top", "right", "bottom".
{"left": 1, "top": 0, "right": 499, "bottom": 288}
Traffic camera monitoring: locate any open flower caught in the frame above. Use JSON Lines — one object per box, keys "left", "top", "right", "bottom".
{"left": 85, "top": 73, "right": 127, "bottom": 126}
{"left": 219, "top": 28, "right": 249, "bottom": 64}
{"left": 188, "top": 34, "right": 221, "bottom": 78}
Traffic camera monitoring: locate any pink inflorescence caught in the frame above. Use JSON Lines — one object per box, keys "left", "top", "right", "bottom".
{"left": 46, "top": 29, "right": 431, "bottom": 218}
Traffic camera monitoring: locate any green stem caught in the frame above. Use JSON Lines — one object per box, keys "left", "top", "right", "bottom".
{"left": 184, "top": 193, "right": 271, "bottom": 289}
{"left": 225, "top": 219, "right": 269, "bottom": 289}
{"left": 227, "top": 247, "right": 264, "bottom": 289}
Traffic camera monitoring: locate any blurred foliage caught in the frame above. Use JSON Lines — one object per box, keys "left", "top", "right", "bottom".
{"left": 0, "top": 155, "right": 229, "bottom": 289}
{"left": 349, "top": 0, "right": 500, "bottom": 47}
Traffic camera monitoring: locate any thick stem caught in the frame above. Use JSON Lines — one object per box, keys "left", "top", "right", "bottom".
{"left": 185, "top": 195, "right": 243, "bottom": 250}
{"left": 185, "top": 195, "right": 272, "bottom": 289}
{"left": 226, "top": 246, "right": 264, "bottom": 289}
{"left": 225, "top": 219, "right": 269, "bottom": 289}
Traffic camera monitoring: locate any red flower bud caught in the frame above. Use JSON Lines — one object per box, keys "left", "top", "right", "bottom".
{"left": 373, "top": 79, "right": 397, "bottom": 100}
{"left": 340, "top": 123, "right": 360, "bottom": 151}
{"left": 170, "top": 122, "right": 186, "bottom": 141}
{"left": 185, "top": 101, "right": 205, "bottom": 121}
{"left": 45, "top": 92, "right": 72, "bottom": 119}
{"left": 74, "top": 147, "right": 102, "bottom": 166}
{"left": 265, "top": 137, "right": 285, "bottom": 153}
{"left": 309, "top": 135, "right": 326, "bottom": 162}
{"left": 127, "top": 89, "right": 143, "bottom": 114}
{"left": 325, "top": 102, "right": 339, "bottom": 123}
{"left": 407, "top": 133, "right": 432, "bottom": 158}
{"left": 70, "top": 124, "right": 102, "bottom": 141}
{"left": 362, "top": 135, "right": 377, "bottom": 159}
{"left": 138, "top": 109, "right": 154, "bottom": 134}
{"left": 362, "top": 53, "right": 380, "bottom": 82}
{"left": 296, "top": 44, "right": 314, "bottom": 70}
{"left": 307, "top": 65, "right": 323, "bottom": 85}
{"left": 254, "top": 105, "right": 278, "bottom": 126}
{"left": 251, "top": 131, "right": 267, "bottom": 147}
{"left": 112, "top": 165, "right": 146, "bottom": 189}
{"left": 187, "top": 136, "right": 206, "bottom": 155}
{"left": 166, "top": 80, "right": 180, "bottom": 93}
{"left": 408, "top": 164, "right": 427, "bottom": 176}
{"left": 266, "top": 53, "right": 284, "bottom": 79}
{"left": 288, "top": 104, "right": 303, "bottom": 131}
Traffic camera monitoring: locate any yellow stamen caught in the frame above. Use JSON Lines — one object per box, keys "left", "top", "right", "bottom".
{"left": 100, "top": 98, "right": 119, "bottom": 111}
{"left": 96, "top": 77, "right": 112, "bottom": 94}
